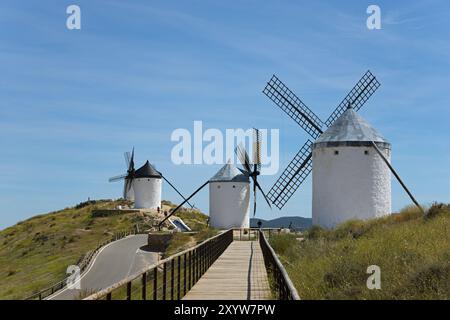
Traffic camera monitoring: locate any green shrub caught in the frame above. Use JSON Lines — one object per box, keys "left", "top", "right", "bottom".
{"left": 333, "top": 220, "right": 371, "bottom": 240}
{"left": 306, "top": 225, "right": 328, "bottom": 240}
{"left": 426, "top": 202, "right": 450, "bottom": 220}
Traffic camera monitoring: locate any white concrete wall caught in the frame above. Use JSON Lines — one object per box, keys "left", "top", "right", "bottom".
{"left": 312, "top": 146, "right": 391, "bottom": 229}
{"left": 133, "top": 178, "right": 162, "bottom": 209}
{"left": 209, "top": 181, "right": 250, "bottom": 229}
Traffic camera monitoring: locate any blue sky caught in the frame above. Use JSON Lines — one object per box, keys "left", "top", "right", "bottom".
{"left": 1, "top": 0, "right": 449, "bottom": 229}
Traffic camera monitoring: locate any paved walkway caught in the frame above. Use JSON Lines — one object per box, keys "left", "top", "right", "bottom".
{"left": 183, "top": 241, "right": 271, "bottom": 300}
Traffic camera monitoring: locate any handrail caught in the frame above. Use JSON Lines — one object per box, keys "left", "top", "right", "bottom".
{"left": 84, "top": 229, "right": 233, "bottom": 300}
{"left": 32, "top": 227, "right": 297, "bottom": 300}
{"left": 259, "top": 230, "right": 300, "bottom": 300}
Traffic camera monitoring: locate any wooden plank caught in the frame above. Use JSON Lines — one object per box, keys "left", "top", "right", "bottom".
{"left": 183, "top": 241, "right": 271, "bottom": 300}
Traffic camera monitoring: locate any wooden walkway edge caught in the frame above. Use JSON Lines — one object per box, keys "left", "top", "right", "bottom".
{"left": 183, "top": 241, "right": 271, "bottom": 300}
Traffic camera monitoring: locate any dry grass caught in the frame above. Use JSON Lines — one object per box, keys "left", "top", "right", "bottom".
{"left": 270, "top": 204, "right": 450, "bottom": 300}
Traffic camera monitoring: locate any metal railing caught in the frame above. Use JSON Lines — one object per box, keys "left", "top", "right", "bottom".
{"left": 258, "top": 230, "right": 300, "bottom": 300}
{"left": 233, "top": 227, "right": 285, "bottom": 241}
{"left": 234, "top": 228, "right": 259, "bottom": 241}
{"left": 84, "top": 229, "right": 234, "bottom": 300}
{"left": 25, "top": 227, "right": 144, "bottom": 300}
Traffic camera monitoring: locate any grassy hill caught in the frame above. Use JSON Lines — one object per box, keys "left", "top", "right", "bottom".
{"left": 0, "top": 199, "right": 208, "bottom": 300}
{"left": 269, "top": 204, "right": 450, "bottom": 300}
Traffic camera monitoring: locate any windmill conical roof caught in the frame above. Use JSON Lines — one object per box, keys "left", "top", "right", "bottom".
{"left": 209, "top": 162, "right": 249, "bottom": 183}
{"left": 313, "top": 107, "right": 390, "bottom": 149}
{"left": 134, "top": 161, "right": 162, "bottom": 178}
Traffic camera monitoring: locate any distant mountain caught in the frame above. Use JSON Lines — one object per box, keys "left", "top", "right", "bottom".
{"left": 250, "top": 216, "right": 312, "bottom": 231}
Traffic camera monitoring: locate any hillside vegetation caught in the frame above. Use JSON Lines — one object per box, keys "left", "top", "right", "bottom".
{"left": 0, "top": 199, "right": 208, "bottom": 300}
{"left": 270, "top": 204, "right": 450, "bottom": 300}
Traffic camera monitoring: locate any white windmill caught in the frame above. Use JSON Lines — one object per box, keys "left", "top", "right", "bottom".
{"left": 208, "top": 161, "right": 250, "bottom": 229}
{"left": 109, "top": 148, "right": 194, "bottom": 210}
{"left": 158, "top": 129, "right": 272, "bottom": 229}
{"left": 311, "top": 104, "right": 391, "bottom": 228}
{"left": 132, "top": 160, "right": 163, "bottom": 209}
{"left": 263, "top": 70, "right": 422, "bottom": 228}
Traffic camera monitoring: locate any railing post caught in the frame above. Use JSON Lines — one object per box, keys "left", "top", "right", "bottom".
{"left": 183, "top": 253, "right": 187, "bottom": 296}
{"left": 210, "top": 238, "right": 213, "bottom": 262}
{"left": 153, "top": 267, "right": 157, "bottom": 300}
{"left": 198, "top": 246, "right": 201, "bottom": 277}
{"left": 163, "top": 262, "right": 167, "bottom": 300}
{"left": 194, "top": 249, "right": 197, "bottom": 283}
{"left": 106, "top": 292, "right": 112, "bottom": 300}
{"left": 177, "top": 255, "right": 181, "bottom": 300}
{"left": 199, "top": 246, "right": 205, "bottom": 278}
{"left": 192, "top": 249, "right": 195, "bottom": 287}
{"left": 204, "top": 244, "right": 207, "bottom": 273}
{"left": 198, "top": 247, "right": 202, "bottom": 279}
{"left": 171, "top": 259, "right": 175, "bottom": 300}
{"left": 201, "top": 245, "right": 204, "bottom": 275}
{"left": 194, "top": 248, "right": 198, "bottom": 283}
{"left": 204, "top": 243, "right": 207, "bottom": 272}
{"left": 188, "top": 251, "right": 192, "bottom": 289}
{"left": 200, "top": 245, "right": 203, "bottom": 275}
{"left": 142, "top": 272, "right": 147, "bottom": 300}
{"left": 126, "top": 281, "right": 131, "bottom": 300}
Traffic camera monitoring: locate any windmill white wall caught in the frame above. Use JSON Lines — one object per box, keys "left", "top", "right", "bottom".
{"left": 312, "top": 146, "right": 391, "bottom": 228}
{"left": 208, "top": 162, "right": 250, "bottom": 229}
{"left": 133, "top": 177, "right": 162, "bottom": 209}
{"left": 209, "top": 181, "right": 250, "bottom": 229}
{"left": 311, "top": 106, "right": 392, "bottom": 229}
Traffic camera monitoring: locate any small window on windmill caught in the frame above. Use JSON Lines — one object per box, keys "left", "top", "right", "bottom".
{"left": 364, "top": 150, "right": 369, "bottom": 155}
{"left": 217, "top": 185, "right": 221, "bottom": 189}
{"left": 334, "top": 150, "right": 339, "bottom": 155}
{"left": 232, "top": 185, "right": 236, "bottom": 188}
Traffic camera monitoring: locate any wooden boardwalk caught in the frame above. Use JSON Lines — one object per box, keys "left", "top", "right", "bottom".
{"left": 183, "top": 241, "right": 272, "bottom": 300}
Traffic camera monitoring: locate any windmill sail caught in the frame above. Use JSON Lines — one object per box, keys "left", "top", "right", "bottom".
{"left": 267, "top": 140, "right": 313, "bottom": 209}
{"left": 235, "top": 130, "right": 271, "bottom": 216}
{"left": 124, "top": 151, "right": 131, "bottom": 168}
{"left": 263, "top": 74, "right": 324, "bottom": 139}
{"left": 252, "top": 128, "right": 262, "bottom": 171}
{"left": 263, "top": 70, "right": 381, "bottom": 209}
{"left": 325, "top": 70, "right": 380, "bottom": 126}
{"left": 108, "top": 174, "right": 127, "bottom": 182}
{"left": 109, "top": 148, "right": 136, "bottom": 201}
